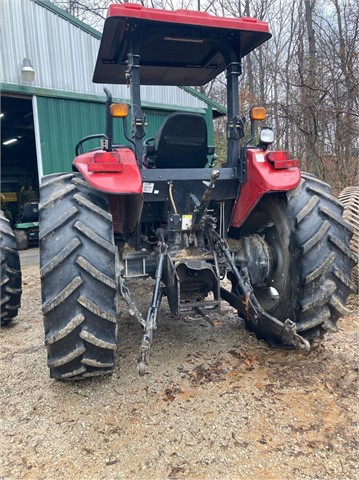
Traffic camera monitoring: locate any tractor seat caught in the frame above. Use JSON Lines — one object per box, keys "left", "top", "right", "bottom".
{"left": 145, "top": 113, "right": 209, "bottom": 169}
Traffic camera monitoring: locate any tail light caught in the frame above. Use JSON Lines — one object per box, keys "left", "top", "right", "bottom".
{"left": 88, "top": 151, "right": 123, "bottom": 172}
{"left": 267, "top": 151, "right": 299, "bottom": 169}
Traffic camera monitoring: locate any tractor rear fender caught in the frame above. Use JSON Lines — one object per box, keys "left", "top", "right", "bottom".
{"left": 230, "top": 149, "right": 300, "bottom": 228}
{"left": 73, "top": 147, "right": 143, "bottom": 195}
{"left": 73, "top": 147, "right": 143, "bottom": 234}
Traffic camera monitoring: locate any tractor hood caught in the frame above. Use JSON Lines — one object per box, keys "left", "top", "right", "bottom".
{"left": 93, "top": 3, "right": 271, "bottom": 86}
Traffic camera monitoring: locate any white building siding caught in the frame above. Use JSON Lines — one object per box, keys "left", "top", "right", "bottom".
{"left": 0, "top": 0, "right": 206, "bottom": 109}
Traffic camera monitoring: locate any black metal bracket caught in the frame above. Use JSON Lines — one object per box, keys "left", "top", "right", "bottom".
{"left": 137, "top": 242, "right": 167, "bottom": 375}
{"left": 126, "top": 45, "right": 146, "bottom": 166}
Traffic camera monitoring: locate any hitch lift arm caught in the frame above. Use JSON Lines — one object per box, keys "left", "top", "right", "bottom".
{"left": 206, "top": 225, "right": 310, "bottom": 351}
{"left": 137, "top": 242, "right": 167, "bottom": 375}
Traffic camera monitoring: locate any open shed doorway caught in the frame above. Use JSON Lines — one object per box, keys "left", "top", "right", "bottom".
{"left": 1, "top": 95, "right": 39, "bottom": 224}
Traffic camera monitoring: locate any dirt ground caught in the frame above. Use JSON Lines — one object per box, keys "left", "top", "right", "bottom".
{"left": 1, "top": 263, "right": 358, "bottom": 480}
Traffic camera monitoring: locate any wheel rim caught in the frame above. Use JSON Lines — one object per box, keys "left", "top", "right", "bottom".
{"left": 238, "top": 209, "right": 290, "bottom": 314}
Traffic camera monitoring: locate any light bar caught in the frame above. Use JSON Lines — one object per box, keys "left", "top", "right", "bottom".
{"left": 3, "top": 138, "right": 18, "bottom": 145}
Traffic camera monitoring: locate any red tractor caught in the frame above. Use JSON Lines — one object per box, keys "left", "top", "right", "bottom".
{"left": 39, "top": 3, "right": 357, "bottom": 380}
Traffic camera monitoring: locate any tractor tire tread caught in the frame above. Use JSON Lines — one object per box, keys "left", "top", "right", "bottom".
{"left": 0, "top": 211, "right": 22, "bottom": 325}
{"left": 286, "top": 175, "right": 356, "bottom": 339}
{"left": 40, "top": 173, "right": 119, "bottom": 380}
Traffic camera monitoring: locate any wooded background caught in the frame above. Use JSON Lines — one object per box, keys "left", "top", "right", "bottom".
{"left": 52, "top": 0, "right": 358, "bottom": 193}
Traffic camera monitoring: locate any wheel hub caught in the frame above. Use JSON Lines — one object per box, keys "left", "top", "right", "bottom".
{"left": 231, "top": 234, "right": 273, "bottom": 286}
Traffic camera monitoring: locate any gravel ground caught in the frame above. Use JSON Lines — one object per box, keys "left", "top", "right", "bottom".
{"left": 1, "top": 264, "right": 358, "bottom": 480}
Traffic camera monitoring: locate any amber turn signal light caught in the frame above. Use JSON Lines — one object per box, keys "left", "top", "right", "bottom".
{"left": 110, "top": 103, "right": 129, "bottom": 118}
{"left": 250, "top": 107, "right": 267, "bottom": 121}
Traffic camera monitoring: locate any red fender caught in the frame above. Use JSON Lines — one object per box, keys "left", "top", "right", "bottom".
{"left": 230, "top": 149, "right": 301, "bottom": 228}
{"left": 73, "top": 148, "right": 143, "bottom": 194}
{"left": 73, "top": 148, "right": 143, "bottom": 234}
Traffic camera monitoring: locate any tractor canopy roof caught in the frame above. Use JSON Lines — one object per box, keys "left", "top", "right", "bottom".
{"left": 93, "top": 3, "right": 271, "bottom": 86}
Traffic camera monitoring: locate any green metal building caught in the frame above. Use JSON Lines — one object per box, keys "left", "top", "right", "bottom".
{"left": 1, "top": 0, "right": 225, "bottom": 200}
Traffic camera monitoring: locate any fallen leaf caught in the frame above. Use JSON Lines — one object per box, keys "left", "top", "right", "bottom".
{"left": 325, "top": 382, "right": 334, "bottom": 392}
{"left": 207, "top": 318, "right": 223, "bottom": 327}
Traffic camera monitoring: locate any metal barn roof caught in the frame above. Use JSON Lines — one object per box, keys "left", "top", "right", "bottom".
{"left": 0, "top": 0, "right": 209, "bottom": 110}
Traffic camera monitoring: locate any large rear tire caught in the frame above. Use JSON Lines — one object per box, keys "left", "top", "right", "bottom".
{"left": 0, "top": 210, "right": 22, "bottom": 326}
{"left": 234, "top": 173, "right": 357, "bottom": 343}
{"left": 39, "top": 173, "right": 119, "bottom": 380}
